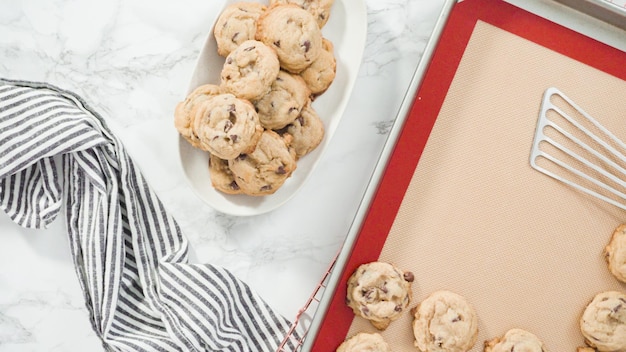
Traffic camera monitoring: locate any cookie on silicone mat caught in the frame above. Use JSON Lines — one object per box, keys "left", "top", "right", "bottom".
{"left": 269, "top": 0, "right": 335, "bottom": 28}
{"left": 174, "top": 84, "right": 222, "bottom": 148}
{"left": 228, "top": 130, "right": 297, "bottom": 195}
{"left": 345, "top": 261, "right": 414, "bottom": 330}
{"left": 208, "top": 153, "right": 243, "bottom": 195}
{"left": 192, "top": 93, "right": 263, "bottom": 160}
{"left": 214, "top": 2, "right": 267, "bottom": 57}
{"left": 604, "top": 223, "right": 626, "bottom": 283}
{"left": 220, "top": 40, "right": 280, "bottom": 101}
{"left": 299, "top": 37, "right": 336, "bottom": 96}
{"left": 412, "top": 290, "right": 479, "bottom": 352}
{"left": 255, "top": 70, "right": 311, "bottom": 130}
{"left": 256, "top": 4, "right": 323, "bottom": 73}
{"left": 336, "top": 332, "right": 391, "bottom": 352}
{"left": 484, "top": 328, "right": 548, "bottom": 352}
{"left": 277, "top": 101, "right": 324, "bottom": 158}
{"left": 579, "top": 291, "right": 626, "bottom": 352}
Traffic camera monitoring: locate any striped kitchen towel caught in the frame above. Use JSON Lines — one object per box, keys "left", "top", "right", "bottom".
{"left": 0, "top": 78, "right": 300, "bottom": 352}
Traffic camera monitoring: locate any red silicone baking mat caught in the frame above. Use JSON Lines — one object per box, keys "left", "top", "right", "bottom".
{"left": 310, "top": 0, "right": 626, "bottom": 350}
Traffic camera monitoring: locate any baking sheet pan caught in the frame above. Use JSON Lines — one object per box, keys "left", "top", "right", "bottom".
{"left": 304, "top": 0, "right": 626, "bottom": 350}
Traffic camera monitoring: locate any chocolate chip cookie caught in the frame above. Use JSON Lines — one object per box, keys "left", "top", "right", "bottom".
{"left": 580, "top": 291, "right": 626, "bottom": 352}
{"left": 484, "top": 328, "right": 548, "bottom": 352}
{"left": 279, "top": 101, "right": 324, "bottom": 158}
{"left": 256, "top": 4, "right": 323, "bottom": 73}
{"left": 336, "top": 332, "right": 391, "bottom": 352}
{"left": 220, "top": 39, "right": 280, "bottom": 101}
{"left": 412, "top": 290, "right": 479, "bottom": 352}
{"left": 174, "top": 84, "right": 222, "bottom": 148}
{"left": 254, "top": 70, "right": 311, "bottom": 130}
{"left": 192, "top": 93, "right": 263, "bottom": 160}
{"left": 300, "top": 38, "right": 336, "bottom": 96}
{"left": 346, "top": 261, "right": 414, "bottom": 330}
{"left": 269, "top": 0, "right": 335, "bottom": 28}
{"left": 214, "top": 2, "right": 267, "bottom": 57}
{"left": 208, "top": 153, "right": 243, "bottom": 195}
{"left": 228, "top": 130, "right": 297, "bottom": 195}
{"left": 604, "top": 223, "right": 626, "bottom": 283}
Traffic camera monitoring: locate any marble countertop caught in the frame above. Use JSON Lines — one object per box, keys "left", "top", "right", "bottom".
{"left": 0, "top": 0, "right": 446, "bottom": 350}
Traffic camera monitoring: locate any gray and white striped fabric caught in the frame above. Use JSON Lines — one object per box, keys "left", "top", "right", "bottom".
{"left": 0, "top": 79, "right": 300, "bottom": 352}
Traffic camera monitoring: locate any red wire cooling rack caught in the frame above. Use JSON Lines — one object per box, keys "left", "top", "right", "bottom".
{"left": 276, "top": 251, "right": 339, "bottom": 351}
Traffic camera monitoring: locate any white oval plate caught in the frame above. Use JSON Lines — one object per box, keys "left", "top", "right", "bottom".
{"left": 178, "top": 0, "right": 367, "bottom": 216}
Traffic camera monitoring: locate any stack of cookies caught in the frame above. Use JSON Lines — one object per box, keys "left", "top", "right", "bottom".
{"left": 175, "top": 0, "right": 336, "bottom": 196}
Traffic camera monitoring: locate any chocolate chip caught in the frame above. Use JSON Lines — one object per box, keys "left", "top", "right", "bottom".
{"left": 230, "top": 134, "right": 238, "bottom": 143}
{"left": 296, "top": 116, "right": 304, "bottom": 126}
{"left": 612, "top": 304, "right": 622, "bottom": 314}
{"left": 227, "top": 104, "right": 236, "bottom": 112}
{"left": 231, "top": 32, "right": 239, "bottom": 42}
{"left": 276, "top": 166, "right": 286, "bottom": 175}
{"left": 451, "top": 315, "right": 461, "bottom": 322}
{"left": 403, "top": 272, "right": 415, "bottom": 282}
{"left": 288, "top": 107, "right": 299, "bottom": 115}
{"left": 394, "top": 305, "right": 402, "bottom": 312}
{"left": 226, "top": 57, "right": 233, "bottom": 64}
{"left": 229, "top": 181, "right": 240, "bottom": 190}
{"left": 261, "top": 185, "right": 272, "bottom": 191}
{"left": 223, "top": 120, "right": 233, "bottom": 133}
{"left": 273, "top": 40, "right": 281, "bottom": 48}
{"left": 237, "top": 154, "right": 247, "bottom": 161}
{"left": 303, "top": 40, "right": 311, "bottom": 53}
{"left": 361, "top": 306, "right": 370, "bottom": 316}
{"left": 361, "top": 288, "right": 371, "bottom": 298}
{"left": 244, "top": 45, "right": 255, "bottom": 52}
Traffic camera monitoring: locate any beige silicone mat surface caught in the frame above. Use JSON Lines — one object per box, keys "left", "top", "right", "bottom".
{"left": 345, "top": 21, "right": 626, "bottom": 350}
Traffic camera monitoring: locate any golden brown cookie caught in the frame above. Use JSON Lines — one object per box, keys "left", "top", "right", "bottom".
{"left": 220, "top": 39, "right": 280, "bottom": 101}
{"left": 192, "top": 93, "right": 263, "bottom": 160}
{"left": 604, "top": 223, "right": 626, "bottom": 283}
{"left": 336, "top": 332, "right": 391, "bottom": 352}
{"left": 214, "top": 2, "right": 267, "bottom": 57}
{"left": 228, "top": 130, "right": 297, "bottom": 195}
{"left": 269, "top": 0, "right": 334, "bottom": 28}
{"left": 254, "top": 70, "right": 311, "bottom": 130}
{"left": 299, "top": 38, "right": 336, "bottom": 96}
{"left": 279, "top": 101, "right": 324, "bottom": 158}
{"left": 580, "top": 291, "right": 626, "bottom": 352}
{"left": 208, "top": 153, "right": 243, "bottom": 195}
{"left": 484, "top": 328, "right": 548, "bottom": 352}
{"left": 256, "top": 4, "right": 323, "bottom": 73}
{"left": 346, "top": 261, "right": 414, "bottom": 330}
{"left": 174, "top": 84, "right": 222, "bottom": 148}
{"left": 412, "top": 290, "right": 479, "bottom": 352}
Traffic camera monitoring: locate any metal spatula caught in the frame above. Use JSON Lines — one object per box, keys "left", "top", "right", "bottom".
{"left": 530, "top": 87, "right": 626, "bottom": 210}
